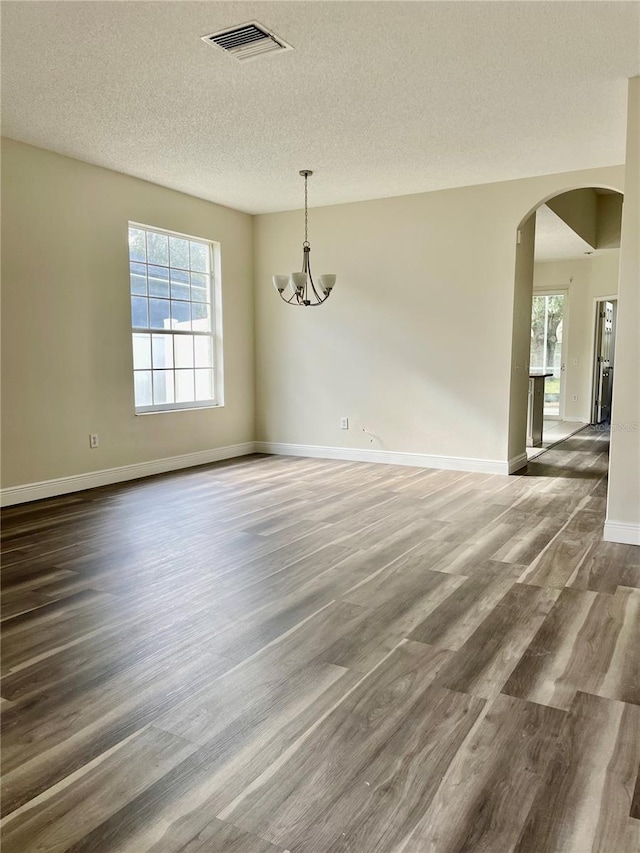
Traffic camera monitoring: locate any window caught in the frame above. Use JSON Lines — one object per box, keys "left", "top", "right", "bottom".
{"left": 530, "top": 292, "right": 566, "bottom": 417}
{"left": 128, "top": 224, "right": 221, "bottom": 413}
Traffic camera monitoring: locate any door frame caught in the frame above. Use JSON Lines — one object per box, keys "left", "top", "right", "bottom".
{"left": 531, "top": 287, "right": 570, "bottom": 421}
{"left": 589, "top": 295, "right": 618, "bottom": 424}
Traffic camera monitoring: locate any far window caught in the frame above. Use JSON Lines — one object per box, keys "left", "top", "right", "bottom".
{"left": 530, "top": 292, "right": 565, "bottom": 418}
{"left": 128, "top": 224, "right": 220, "bottom": 413}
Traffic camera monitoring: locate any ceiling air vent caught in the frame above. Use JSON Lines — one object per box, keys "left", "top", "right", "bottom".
{"left": 202, "top": 21, "right": 293, "bottom": 62}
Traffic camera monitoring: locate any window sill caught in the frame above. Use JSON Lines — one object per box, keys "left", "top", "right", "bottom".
{"left": 135, "top": 402, "right": 224, "bottom": 415}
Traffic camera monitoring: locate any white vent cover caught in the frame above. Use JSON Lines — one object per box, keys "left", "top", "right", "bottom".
{"left": 201, "top": 21, "right": 293, "bottom": 62}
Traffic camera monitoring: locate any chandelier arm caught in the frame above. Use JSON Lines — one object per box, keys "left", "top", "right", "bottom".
{"left": 281, "top": 290, "right": 307, "bottom": 306}
{"left": 307, "top": 268, "right": 322, "bottom": 303}
{"left": 282, "top": 289, "right": 330, "bottom": 307}
{"left": 305, "top": 249, "right": 320, "bottom": 302}
{"left": 306, "top": 294, "right": 329, "bottom": 306}
{"left": 309, "top": 281, "right": 322, "bottom": 301}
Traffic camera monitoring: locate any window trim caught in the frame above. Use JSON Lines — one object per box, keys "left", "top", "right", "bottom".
{"left": 128, "top": 221, "right": 224, "bottom": 415}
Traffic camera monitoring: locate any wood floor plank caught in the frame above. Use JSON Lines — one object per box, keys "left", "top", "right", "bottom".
{"left": 388, "top": 694, "right": 565, "bottom": 853}
{"left": 153, "top": 658, "right": 351, "bottom": 747}
{"left": 218, "top": 641, "right": 469, "bottom": 848}
{"left": 1, "top": 652, "right": 230, "bottom": 815}
{"left": 321, "top": 563, "right": 464, "bottom": 671}
{"left": 567, "top": 539, "right": 640, "bottom": 593}
{"left": 258, "top": 537, "right": 435, "bottom": 615}
{"left": 55, "top": 667, "right": 362, "bottom": 851}
{"left": 214, "top": 542, "right": 355, "bottom": 619}
{"left": 1, "top": 589, "right": 52, "bottom": 621}
{"left": 490, "top": 514, "right": 567, "bottom": 565}
{"left": 1, "top": 426, "right": 638, "bottom": 851}
{"left": 204, "top": 598, "right": 371, "bottom": 670}
{"left": 138, "top": 818, "right": 289, "bottom": 853}
{"left": 0, "top": 599, "right": 234, "bottom": 702}
{"left": 517, "top": 533, "right": 596, "bottom": 589}
{"left": 425, "top": 522, "right": 529, "bottom": 576}
{"left": 503, "top": 586, "right": 640, "bottom": 709}
{"left": 434, "top": 583, "right": 561, "bottom": 699}
{"left": 1, "top": 589, "right": 119, "bottom": 674}
{"left": 408, "top": 560, "right": 526, "bottom": 650}
{"left": 513, "top": 692, "right": 640, "bottom": 853}
{"left": 291, "top": 684, "right": 486, "bottom": 853}
{"left": 0, "top": 726, "right": 198, "bottom": 853}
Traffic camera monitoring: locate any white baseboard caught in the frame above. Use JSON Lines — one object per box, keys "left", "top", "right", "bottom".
{"left": 603, "top": 520, "right": 640, "bottom": 546}
{"left": 0, "top": 442, "right": 256, "bottom": 507}
{"left": 255, "top": 441, "right": 512, "bottom": 476}
{"left": 564, "top": 416, "right": 589, "bottom": 424}
{"left": 1, "top": 440, "right": 536, "bottom": 507}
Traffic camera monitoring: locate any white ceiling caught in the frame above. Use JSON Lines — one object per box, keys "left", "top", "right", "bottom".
{"left": 2, "top": 1, "right": 639, "bottom": 214}
{"left": 535, "top": 204, "right": 598, "bottom": 262}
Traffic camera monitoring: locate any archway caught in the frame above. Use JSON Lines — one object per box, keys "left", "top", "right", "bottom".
{"left": 507, "top": 186, "right": 624, "bottom": 469}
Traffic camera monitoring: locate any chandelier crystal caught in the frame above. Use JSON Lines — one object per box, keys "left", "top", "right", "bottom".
{"left": 272, "top": 170, "right": 336, "bottom": 306}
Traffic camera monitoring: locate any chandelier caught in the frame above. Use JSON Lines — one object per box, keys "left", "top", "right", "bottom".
{"left": 272, "top": 170, "right": 336, "bottom": 306}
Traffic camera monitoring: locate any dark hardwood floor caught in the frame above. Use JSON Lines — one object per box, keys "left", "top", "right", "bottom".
{"left": 1, "top": 427, "right": 639, "bottom": 852}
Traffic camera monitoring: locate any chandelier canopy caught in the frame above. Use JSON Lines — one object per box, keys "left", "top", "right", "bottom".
{"left": 272, "top": 170, "right": 336, "bottom": 306}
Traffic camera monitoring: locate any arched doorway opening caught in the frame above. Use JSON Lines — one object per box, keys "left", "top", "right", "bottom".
{"left": 508, "top": 186, "right": 624, "bottom": 468}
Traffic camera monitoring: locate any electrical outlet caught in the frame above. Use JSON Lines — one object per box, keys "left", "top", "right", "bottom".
{"left": 571, "top": 395, "right": 578, "bottom": 402}
{"left": 89, "top": 434, "right": 99, "bottom": 448}
{"left": 340, "top": 417, "right": 349, "bottom": 430}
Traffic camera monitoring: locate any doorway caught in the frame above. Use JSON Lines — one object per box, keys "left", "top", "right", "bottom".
{"left": 508, "top": 185, "right": 623, "bottom": 470}
{"left": 530, "top": 291, "right": 567, "bottom": 419}
{"left": 591, "top": 298, "right": 617, "bottom": 424}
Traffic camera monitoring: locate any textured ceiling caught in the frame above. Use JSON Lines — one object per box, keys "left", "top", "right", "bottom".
{"left": 2, "top": 1, "right": 639, "bottom": 213}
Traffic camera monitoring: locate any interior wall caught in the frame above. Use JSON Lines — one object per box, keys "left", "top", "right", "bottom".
{"left": 507, "top": 215, "right": 536, "bottom": 465}
{"left": 2, "top": 136, "right": 629, "bottom": 493}
{"left": 1, "top": 138, "right": 255, "bottom": 489}
{"left": 596, "top": 193, "right": 623, "bottom": 248}
{"left": 546, "top": 189, "right": 598, "bottom": 248}
{"left": 255, "top": 165, "right": 623, "bottom": 467}
{"left": 532, "top": 251, "right": 621, "bottom": 423}
{"left": 606, "top": 76, "right": 640, "bottom": 542}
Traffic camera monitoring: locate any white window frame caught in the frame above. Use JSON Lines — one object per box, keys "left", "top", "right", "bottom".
{"left": 531, "top": 287, "right": 569, "bottom": 421}
{"left": 128, "top": 222, "right": 224, "bottom": 414}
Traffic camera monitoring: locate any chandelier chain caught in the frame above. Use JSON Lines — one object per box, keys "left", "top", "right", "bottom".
{"left": 304, "top": 172, "right": 309, "bottom": 244}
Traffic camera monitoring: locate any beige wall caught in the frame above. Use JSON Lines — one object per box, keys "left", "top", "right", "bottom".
{"left": 545, "top": 189, "right": 622, "bottom": 250}
{"left": 2, "top": 134, "right": 633, "bottom": 527}
{"left": 507, "top": 215, "right": 536, "bottom": 464}
{"left": 547, "top": 189, "right": 598, "bottom": 248}
{"left": 533, "top": 251, "right": 620, "bottom": 423}
{"left": 1, "top": 138, "right": 254, "bottom": 489}
{"left": 596, "top": 193, "right": 623, "bottom": 249}
{"left": 606, "top": 76, "right": 640, "bottom": 539}
{"left": 255, "top": 165, "right": 624, "bottom": 467}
